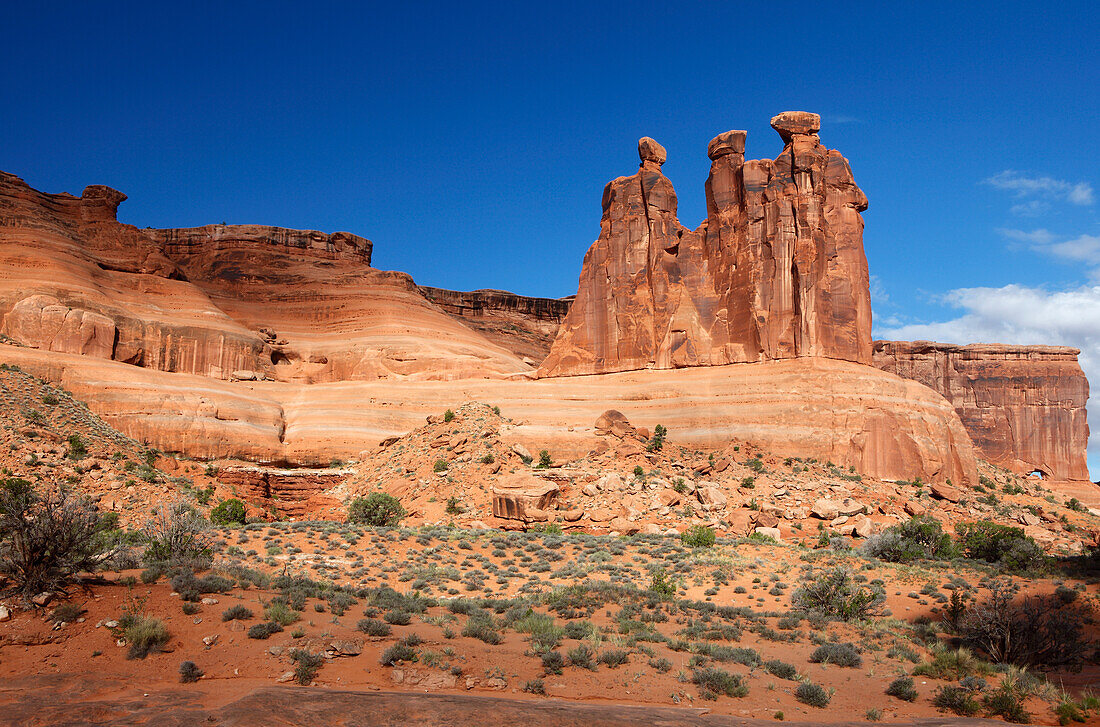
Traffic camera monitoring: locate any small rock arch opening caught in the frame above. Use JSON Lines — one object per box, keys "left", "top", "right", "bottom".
{"left": 1028, "top": 469, "right": 1046, "bottom": 480}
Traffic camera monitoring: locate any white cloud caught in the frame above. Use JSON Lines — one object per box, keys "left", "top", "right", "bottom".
{"left": 983, "top": 170, "right": 1095, "bottom": 209}
{"left": 869, "top": 274, "right": 889, "bottom": 304}
{"left": 1009, "top": 200, "right": 1050, "bottom": 216}
{"left": 998, "top": 227, "right": 1057, "bottom": 245}
{"left": 879, "top": 284, "right": 1100, "bottom": 465}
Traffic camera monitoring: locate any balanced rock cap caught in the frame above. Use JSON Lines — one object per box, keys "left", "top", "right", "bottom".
{"left": 638, "top": 137, "right": 667, "bottom": 165}
{"left": 707, "top": 130, "right": 748, "bottom": 160}
{"left": 769, "top": 111, "right": 821, "bottom": 142}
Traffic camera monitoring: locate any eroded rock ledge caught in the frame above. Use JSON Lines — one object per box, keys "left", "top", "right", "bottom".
{"left": 874, "top": 340, "right": 1090, "bottom": 481}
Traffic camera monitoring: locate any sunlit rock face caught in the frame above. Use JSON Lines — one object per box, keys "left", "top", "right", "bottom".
{"left": 538, "top": 112, "right": 872, "bottom": 377}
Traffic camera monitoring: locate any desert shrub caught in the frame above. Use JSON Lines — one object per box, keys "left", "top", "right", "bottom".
{"left": 633, "top": 465, "right": 645, "bottom": 478}
{"left": 179, "top": 660, "right": 203, "bottom": 683}
{"left": 171, "top": 570, "right": 233, "bottom": 602}
{"left": 142, "top": 501, "right": 212, "bottom": 568}
{"left": 692, "top": 666, "right": 748, "bottom": 699}
{"left": 480, "top": 453, "right": 495, "bottom": 465}
{"left": 538, "top": 450, "right": 552, "bottom": 468}
{"left": 598, "top": 649, "right": 629, "bottom": 668}
{"left": 383, "top": 609, "right": 412, "bottom": 625}
{"left": 955, "top": 521, "right": 1045, "bottom": 571}
{"left": 886, "top": 675, "right": 918, "bottom": 701}
{"left": 982, "top": 682, "right": 1031, "bottom": 723}
{"left": 264, "top": 601, "right": 300, "bottom": 626}
{"left": 443, "top": 409, "right": 454, "bottom": 422}
{"left": 647, "top": 424, "right": 667, "bottom": 452}
{"left": 522, "top": 678, "right": 546, "bottom": 694}
{"left": 65, "top": 434, "right": 88, "bottom": 460}
{"left": 649, "top": 570, "right": 677, "bottom": 598}
{"left": 357, "top": 618, "right": 392, "bottom": 636}
{"left": 433, "top": 459, "right": 449, "bottom": 473}
{"left": 210, "top": 499, "right": 246, "bottom": 526}
{"left": 541, "top": 650, "right": 564, "bottom": 674}
{"left": 791, "top": 567, "right": 883, "bottom": 621}
{"left": 247, "top": 621, "right": 284, "bottom": 639}
{"left": 124, "top": 615, "right": 170, "bottom": 659}
{"left": 568, "top": 643, "right": 596, "bottom": 670}
{"left": 290, "top": 649, "right": 323, "bottom": 685}
{"left": 809, "top": 642, "right": 862, "bottom": 668}
{"left": 764, "top": 659, "right": 798, "bottom": 680}
{"left": 681, "top": 525, "right": 716, "bottom": 548}
{"left": 649, "top": 656, "right": 673, "bottom": 672}
{"left": 862, "top": 516, "right": 957, "bottom": 562}
{"left": 446, "top": 497, "right": 462, "bottom": 515}
{"left": 462, "top": 616, "right": 502, "bottom": 644}
{"left": 933, "top": 685, "right": 980, "bottom": 716}
{"left": 222, "top": 604, "right": 253, "bottom": 621}
{"left": 912, "top": 644, "right": 992, "bottom": 679}
{"left": 347, "top": 493, "right": 406, "bottom": 527}
{"left": 50, "top": 602, "right": 85, "bottom": 622}
{"left": 959, "top": 579, "right": 1091, "bottom": 667}
{"left": 0, "top": 478, "right": 109, "bottom": 597}
{"left": 380, "top": 642, "right": 417, "bottom": 665}
{"left": 796, "top": 681, "right": 831, "bottom": 707}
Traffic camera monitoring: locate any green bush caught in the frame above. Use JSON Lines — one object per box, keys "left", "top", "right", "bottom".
{"left": 692, "top": 666, "right": 748, "bottom": 699}
{"left": 886, "top": 675, "right": 918, "bottom": 701}
{"left": 462, "top": 616, "right": 502, "bottom": 644}
{"left": 443, "top": 409, "right": 455, "bottom": 422}
{"left": 568, "top": 644, "right": 596, "bottom": 670}
{"left": 764, "top": 659, "right": 798, "bottom": 680}
{"left": 809, "top": 642, "right": 862, "bottom": 668}
{"left": 66, "top": 434, "right": 88, "bottom": 460}
{"left": 142, "top": 502, "right": 212, "bottom": 568}
{"left": 541, "top": 650, "right": 564, "bottom": 674}
{"left": 290, "top": 649, "right": 323, "bottom": 685}
{"left": 982, "top": 683, "right": 1031, "bottom": 723}
{"left": 446, "top": 496, "right": 462, "bottom": 515}
{"left": 383, "top": 609, "right": 412, "bottom": 625}
{"left": 681, "top": 525, "right": 716, "bottom": 548}
{"left": 124, "top": 616, "right": 170, "bottom": 659}
{"left": 347, "top": 493, "right": 406, "bottom": 526}
{"left": 796, "top": 681, "right": 831, "bottom": 707}
{"left": 247, "top": 621, "right": 284, "bottom": 639}
{"left": 633, "top": 465, "right": 645, "bottom": 478}
{"left": 955, "top": 521, "right": 1045, "bottom": 571}
{"left": 598, "top": 649, "right": 629, "bottom": 668}
{"left": 433, "top": 459, "right": 449, "bottom": 473}
{"left": 646, "top": 424, "right": 667, "bottom": 452}
{"left": 932, "top": 685, "right": 980, "bottom": 716}
{"left": 357, "top": 618, "right": 392, "bottom": 636}
{"left": 210, "top": 498, "right": 246, "bottom": 525}
{"left": 380, "top": 642, "right": 417, "bottom": 665}
{"left": 649, "top": 571, "right": 677, "bottom": 598}
{"left": 221, "top": 604, "right": 253, "bottom": 621}
{"left": 862, "top": 516, "right": 958, "bottom": 562}
{"left": 538, "top": 450, "right": 552, "bottom": 468}
{"left": 791, "top": 567, "right": 883, "bottom": 621}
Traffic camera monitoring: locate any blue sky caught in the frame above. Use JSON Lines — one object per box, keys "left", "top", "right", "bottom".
{"left": 3, "top": 1, "right": 1099, "bottom": 473}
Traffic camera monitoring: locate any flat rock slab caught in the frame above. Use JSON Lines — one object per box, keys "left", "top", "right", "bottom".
{"left": 0, "top": 679, "right": 1016, "bottom": 727}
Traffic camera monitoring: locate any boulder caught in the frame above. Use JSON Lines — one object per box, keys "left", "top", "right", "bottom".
{"left": 696, "top": 485, "right": 727, "bottom": 509}
{"left": 490, "top": 474, "right": 559, "bottom": 521}
{"left": 754, "top": 526, "right": 782, "bottom": 541}
{"left": 637, "top": 137, "right": 667, "bottom": 166}
{"left": 930, "top": 482, "right": 961, "bottom": 503}
{"left": 609, "top": 517, "right": 640, "bottom": 535}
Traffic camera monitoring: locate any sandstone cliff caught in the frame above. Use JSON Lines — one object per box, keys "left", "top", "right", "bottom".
{"left": 0, "top": 172, "right": 529, "bottom": 382}
{"left": 418, "top": 286, "right": 571, "bottom": 362}
{"left": 538, "top": 112, "right": 871, "bottom": 377}
{"left": 874, "top": 340, "right": 1090, "bottom": 481}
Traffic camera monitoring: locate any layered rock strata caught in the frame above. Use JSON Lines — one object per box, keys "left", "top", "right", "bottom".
{"left": 874, "top": 340, "right": 1090, "bottom": 481}
{"left": 418, "top": 286, "right": 571, "bottom": 362}
{"left": 0, "top": 172, "right": 528, "bottom": 382}
{"left": 539, "top": 112, "right": 871, "bottom": 377}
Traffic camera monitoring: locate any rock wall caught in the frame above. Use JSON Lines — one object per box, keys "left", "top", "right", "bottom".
{"left": 418, "top": 286, "right": 572, "bottom": 362}
{"left": 0, "top": 171, "right": 528, "bottom": 382}
{"left": 874, "top": 341, "right": 1090, "bottom": 481}
{"left": 538, "top": 112, "right": 872, "bottom": 377}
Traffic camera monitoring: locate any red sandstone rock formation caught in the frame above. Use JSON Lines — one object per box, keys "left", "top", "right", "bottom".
{"left": 874, "top": 340, "right": 1090, "bottom": 481}
{"left": 538, "top": 112, "right": 871, "bottom": 377}
{"left": 0, "top": 172, "right": 528, "bottom": 382}
{"left": 417, "top": 286, "right": 571, "bottom": 362}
